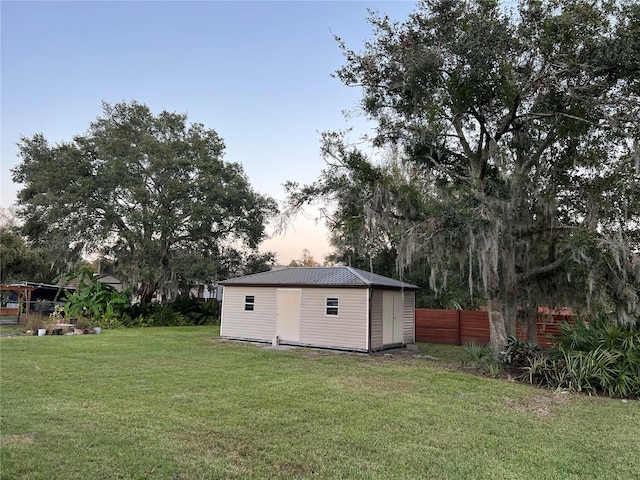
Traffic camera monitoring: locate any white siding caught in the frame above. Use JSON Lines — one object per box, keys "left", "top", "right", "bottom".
{"left": 403, "top": 290, "right": 415, "bottom": 344}
{"left": 299, "top": 288, "right": 369, "bottom": 350}
{"left": 220, "top": 286, "right": 276, "bottom": 341}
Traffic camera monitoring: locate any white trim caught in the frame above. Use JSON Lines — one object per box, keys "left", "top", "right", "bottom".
{"left": 244, "top": 295, "right": 255, "bottom": 311}
{"left": 325, "top": 297, "right": 339, "bottom": 316}
{"left": 365, "top": 288, "right": 370, "bottom": 351}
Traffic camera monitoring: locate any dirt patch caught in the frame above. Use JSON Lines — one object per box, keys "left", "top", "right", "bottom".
{"left": 1, "top": 433, "right": 36, "bottom": 446}
{"left": 504, "top": 391, "right": 571, "bottom": 417}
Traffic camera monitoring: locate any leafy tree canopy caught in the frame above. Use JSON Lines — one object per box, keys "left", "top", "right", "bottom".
{"left": 0, "top": 211, "right": 86, "bottom": 284}
{"left": 285, "top": 0, "right": 640, "bottom": 355}
{"left": 12, "top": 101, "right": 278, "bottom": 303}
{"left": 288, "top": 249, "right": 321, "bottom": 267}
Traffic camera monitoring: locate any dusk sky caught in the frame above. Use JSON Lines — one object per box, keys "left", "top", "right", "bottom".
{"left": 1, "top": 0, "right": 416, "bottom": 264}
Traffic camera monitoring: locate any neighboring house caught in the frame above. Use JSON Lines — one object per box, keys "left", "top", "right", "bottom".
{"left": 58, "top": 274, "right": 123, "bottom": 292}
{"left": 219, "top": 266, "right": 419, "bottom": 352}
{"left": 95, "top": 274, "right": 123, "bottom": 292}
{"left": 1, "top": 281, "right": 76, "bottom": 316}
{"left": 190, "top": 283, "right": 224, "bottom": 302}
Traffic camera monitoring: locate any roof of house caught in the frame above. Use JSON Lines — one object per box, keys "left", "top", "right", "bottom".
{"left": 220, "top": 266, "right": 419, "bottom": 290}
{"left": 56, "top": 274, "right": 121, "bottom": 290}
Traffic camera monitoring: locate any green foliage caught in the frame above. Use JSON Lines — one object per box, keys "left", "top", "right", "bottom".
{"left": 0, "top": 226, "right": 35, "bottom": 283}
{"left": 502, "top": 336, "right": 543, "bottom": 369}
{"left": 0, "top": 226, "right": 83, "bottom": 284}
{"left": 461, "top": 341, "right": 500, "bottom": 376}
{"left": 521, "top": 317, "right": 640, "bottom": 398}
{"left": 61, "top": 270, "right": 132, "bottom": 323}
{"left": 463, "top": 341, "right": 492, "bottom": 362}
{"left": 12, "top": 101, "right": 277, "bottom": 303}
{"left": 288, "top": 0, "right": 640, "bottom": 358}
{"left": 93, "top": 316, "right": 123, "bottom": 330}
{"left": 33, "top": 299, "right": 54, "bottom": 315}
{"left": 147, "top": 307, "right": 190, "bottom": 327}
{"left": 122, "top": 296, "right": 219, "bottom": 328}
{"left": 170, "top": 296, "right": 219, "bottom": 325}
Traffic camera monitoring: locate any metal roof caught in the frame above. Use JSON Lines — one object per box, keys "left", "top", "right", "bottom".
{"left": 219, "top": 266, "right": 419, "bottom": 290}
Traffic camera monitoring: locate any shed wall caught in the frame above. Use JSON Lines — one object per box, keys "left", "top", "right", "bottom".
{"left": 370, "top": 289, "right": 383, "bottom": 351}
{"left": 220, "top": 286, "right": 276, "bottom": 341}
{"left": 370, "top": 289, "right": 415, "bottom": 350}
{"left": 299, "top": 288, "right": 368, "bottom": 350}
{"left": 403, "top": 291, "right": 416, "bottom": 344}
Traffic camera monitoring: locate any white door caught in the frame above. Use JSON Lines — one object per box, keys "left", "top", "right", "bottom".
{"left": 276, "top": 289, "right": 301, "bottom": 342}
{"left": 383, "top": 291, "right": 404, "bottom": 345}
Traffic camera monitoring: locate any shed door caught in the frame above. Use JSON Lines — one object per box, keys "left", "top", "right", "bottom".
{"left": 276, "top": 289, "right": 301, "bottom": 342}
{"left": 382, "top": 291, "right": 404, "bottom": 345}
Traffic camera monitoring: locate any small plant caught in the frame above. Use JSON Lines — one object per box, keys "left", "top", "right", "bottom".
{"left": 461, "top": 341, "right": 496, "bottom": 376}
{"left": 74, "top": 317, "right": 94, "bottom": 332}
{"left": 462, "top": 341, "right": 491, "bottom": 362}
{"left": 20, "top": 314, "right": 50, "bottom": 335}
{"left": 94, "top": 316, "right": 123, "bottom": 330}
{"left": 502, "top": 336, "right": 544, "bottom": 368}
{"left": 487, "top": 361, "right": 501, "bottom": 378}
{"left": 0, "top": 290, "right": 9, "bottom": 307}
{"left": 49, "top": 305, "right": 65, "bottom": 323}
{"left": 34, "top": 299, "right": 54, "bottom": 315}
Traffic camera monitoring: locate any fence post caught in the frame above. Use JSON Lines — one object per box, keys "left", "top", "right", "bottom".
{"left": 457, "top": 309, "right": 462, "bottom": 346}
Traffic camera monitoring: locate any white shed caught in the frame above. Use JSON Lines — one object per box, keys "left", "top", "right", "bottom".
{"left": 219, "top": 266, "right": 419, "bottom": 352}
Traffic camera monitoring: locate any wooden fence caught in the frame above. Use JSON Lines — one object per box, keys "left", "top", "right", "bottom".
{"left": 415, "top": 308, "right": 573, "bottom": 347}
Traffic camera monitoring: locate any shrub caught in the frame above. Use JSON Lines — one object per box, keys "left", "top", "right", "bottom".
{"left": 461, "top": 341, "right": 499, "bottom": 376}
{"left": 123, "top": 297, "right": 220, "bottom": 327}
{"left": 150, "top": 306, "right": 189, "bottom": 327}
{"left": 62, "top": 271, "right": 132, "bottom": 323}
{"left": 462, "top": 341, "right": 491, "bottom": 362}
{"left": 170, "top": 296, "right": 219, "bottom": 325}
{"left": 521, "top": 317, "right": 640, "bottom": 399}
{"left": 502, "top": 336, "right": 543, "bottom": 369}
{"left": 34, "top": 299, "right": 54, "bottom": 315}
{"left": 20, "top": 314, "right": 50, "bottom": 334}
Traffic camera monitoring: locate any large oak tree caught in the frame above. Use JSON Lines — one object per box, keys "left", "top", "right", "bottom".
{"left": 13, "top": 101, "right": 277, "bottom": 303}
{"left": 286, "top": 0, "right": 640, "bottom": 355}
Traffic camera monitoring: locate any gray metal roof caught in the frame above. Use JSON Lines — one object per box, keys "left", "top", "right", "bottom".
{"left": 220, "top": 266, "right": 419, "bottom": 290}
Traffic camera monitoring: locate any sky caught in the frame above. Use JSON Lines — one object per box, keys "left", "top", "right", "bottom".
{"left": 1, "top": 0, "right": 416, "bottom": 265}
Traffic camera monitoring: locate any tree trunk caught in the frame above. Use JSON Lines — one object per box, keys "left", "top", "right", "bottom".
{"left": 138, "top": 282, "right": 156, "bottom": 305}
{"left": 481, "top": 232, "right": 509, "bottom": 359}
{"left": 502, "top": 296, "right": 517, "bottom": 338}
{"left": 487, "top": 294, "right": 509, "bottom": 360}
{"left": 523, "top": 307, "right": 538, "bottom": 345}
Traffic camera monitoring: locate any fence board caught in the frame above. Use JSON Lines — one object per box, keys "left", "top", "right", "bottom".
{"left": 415, "top": 309, "right": 459, "bottom": 344}
{"left": 416, "top": 309, "right": 573, "bottom": 346}
{"left": 460, "top": 311, "right": 491, "bottom": 344}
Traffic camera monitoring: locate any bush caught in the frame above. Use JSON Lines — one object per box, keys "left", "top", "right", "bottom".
{"left": 62, "top": 272, "right": 132, "bottom": 323}
{"left": 120, "top": 297, "right": 219, "bottom": 327}
{"left": 149, "top": 306, "right": 189, "bottom": 327}
{"left": 462, "top": 341, "right": 490, "bottom": 361}
{"left": 520, "top": 317, "right": 640, "bottom": 399}
{"left": 170, "top": 296, "right": 219, "bottom": 325}
{"left": 20, "top": 314, "right": 50, "bottom": 334}
{"left": 502, "top": 336, "right": 543, "bottom": 369}
{"left": 461, "top": 341, "right": 500, "bottom": 377}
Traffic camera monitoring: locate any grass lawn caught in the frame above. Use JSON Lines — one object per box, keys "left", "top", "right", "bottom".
{"left": 1, "top": 327, "right": 638, "bottom": 479}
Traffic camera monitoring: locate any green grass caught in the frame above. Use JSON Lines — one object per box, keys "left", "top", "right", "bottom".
{"left": 1, "top": 327, "right": 638, "bottom": 479}
{"left": 0, "top": 324, "right": 23, "bottom": 336}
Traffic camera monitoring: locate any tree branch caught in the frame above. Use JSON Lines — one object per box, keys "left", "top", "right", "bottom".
{"left": 516, "top": 256, "right": 566, "bottom": 283}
